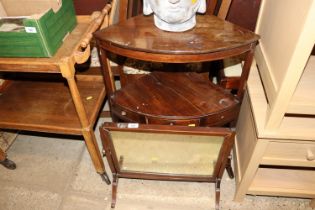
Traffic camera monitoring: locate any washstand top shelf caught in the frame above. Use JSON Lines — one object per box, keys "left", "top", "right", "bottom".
{"left": 94, "top": 15, "right": 260, "bottom": 63}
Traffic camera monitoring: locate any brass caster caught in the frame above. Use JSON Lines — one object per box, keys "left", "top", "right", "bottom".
{"left": 0, "top": 158, "right": 16, "bottom": 170}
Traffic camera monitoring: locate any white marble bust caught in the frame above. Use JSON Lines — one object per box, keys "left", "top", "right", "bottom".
{"left": 143, "top": 0, "right": 206, "bottom": 32}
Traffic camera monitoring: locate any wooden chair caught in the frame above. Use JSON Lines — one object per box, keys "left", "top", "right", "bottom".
{"left": 207, "top": 0, "right": 232, "bottom": 19}
{"left": 206, "top": 0, "right": 241, "bottom": 90}
{"left": 100, "top": 122, "right": 235, "bottom": 210}
{"left": 212, "top": 0, "right": 262, "bottom": 90}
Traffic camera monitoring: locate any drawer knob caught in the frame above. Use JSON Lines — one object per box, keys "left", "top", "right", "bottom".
{"left": 306, "top": 149, "right": 315, "bottom": 161}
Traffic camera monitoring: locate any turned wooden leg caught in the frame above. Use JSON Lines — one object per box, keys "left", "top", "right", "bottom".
{"left": 64, "top": 72, "right": 108, "bottom": 179}
{"left": 82, "top": 129, "right": 110, "bottom": 184}
{"left": 0, "top": 148, "right": 6, "bottom": 162}
{"left": 215, "top": 178, "right": 221, "bottom": 210}
{"left": 310, "top": 199, "right": 315, "bottom": 208}
{"left": 111, "top": 174, "right": 119, "bottom": 208}
{"left": 61, "top": 60, "right": 111, "bottom": 185}
{"left": 225, "top": 155, "right": 234, "bottom": 179}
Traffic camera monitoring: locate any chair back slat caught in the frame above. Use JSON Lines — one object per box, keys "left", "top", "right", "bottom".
{"left": 217, "top": 0, "right": 232, "bottom": 19}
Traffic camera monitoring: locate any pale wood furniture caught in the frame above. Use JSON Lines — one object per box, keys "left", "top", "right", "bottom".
{"left": 100, "top": 122, "right": 235, "bottom": 210}
{"left": 0, "top": 6, "right": 111, "bottom": 183}
{"left": 234, "top": 0, "right": 315, "bottom": 205}
{"left": 94, "top": 14, "right": 259, "bottom": 127}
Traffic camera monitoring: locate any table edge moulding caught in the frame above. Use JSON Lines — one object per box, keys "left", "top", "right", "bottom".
{"left": 94, "top": 15, "right": 259, "bottom": 62}
{"left": 0, "top": 5, "right": 113, "bottom": 183}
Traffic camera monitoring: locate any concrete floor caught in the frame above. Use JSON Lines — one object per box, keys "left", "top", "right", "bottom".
{"left": 0, "top": 114, "right": 313, "bottom": 210}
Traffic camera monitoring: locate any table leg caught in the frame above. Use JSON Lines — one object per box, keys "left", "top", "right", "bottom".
{"left": 82, "top": 129, "right": 110, "bottom": 184}
{"left": 215, "top": 178, "right": 221, "bottom": 210}
{"left": 0, "top": 148, "right": 5, "bottom": 161}
{"left": 111, "top": 173, "right": 118, "bottom": 208}
{"left": 310, "top": 199, "right": 315, "bottom": 208}
{"left": 225, "top": 155, "right": 234, "bottom": 179}
{"left": 66, "top": 76, "right": 109, "bottom": 181}
{"left": 237, "top": 43, "right": 256, "bottom": 99}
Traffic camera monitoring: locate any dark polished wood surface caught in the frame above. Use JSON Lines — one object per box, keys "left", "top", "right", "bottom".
{"left": 227, "top": 0, "right": 261, "bottom": 31}
{"left": 74, "top": 0, "right": 108, "bottom": 15}
{"left": 110, "top": 71, "right": 239, "bottom": 126}
{"left": 94, "top": 15, "right": 259, "bottom": 55}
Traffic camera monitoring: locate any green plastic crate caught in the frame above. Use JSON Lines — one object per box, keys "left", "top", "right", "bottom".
{"left": 0, "top": 0, "right": 77, "bottom": 57}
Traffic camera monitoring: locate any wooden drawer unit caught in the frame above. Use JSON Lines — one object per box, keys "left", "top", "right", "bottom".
{"left": 262, "top": 141, "right": 315, "bottom": 167}
{"left": 234, "top": 90, "right": 315, "bottom": 201}
{"left": 234, "top": 1, "right": 315, "bottom": 206}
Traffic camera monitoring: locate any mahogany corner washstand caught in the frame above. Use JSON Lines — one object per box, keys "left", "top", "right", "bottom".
{"left": 94, "top": 15, "right": 259, "bottom": 126}
{"left": 100, "top": 122, "right": 235, "bottom": 209}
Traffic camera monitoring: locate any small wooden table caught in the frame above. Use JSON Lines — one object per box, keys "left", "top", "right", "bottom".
{"left": 94, "top": 15, "right": 259, "bottom": 126}
{"left": 0, "top": 8, "right": 111, "bottom": 183}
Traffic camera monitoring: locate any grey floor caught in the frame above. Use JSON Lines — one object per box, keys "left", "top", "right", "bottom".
{"left": 0, "top": 112, "right": 313, "bottom": 210}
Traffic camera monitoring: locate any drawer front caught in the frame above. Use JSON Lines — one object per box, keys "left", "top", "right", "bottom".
{"left": 111, "top": 104, "right": 145, "bottom": 123}
{"left": 146, "top": 117, "right": 200, "bottom": 126}
{"left": 262, "top": 141, "right": 315, "bottom": 167}
{"left": 201, "top": 105, "right": 240, "bottom": 126}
